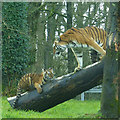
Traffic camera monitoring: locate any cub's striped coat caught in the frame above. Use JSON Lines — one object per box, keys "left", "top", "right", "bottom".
{"left": 13, "top": 68, "right": 54, "bottom": 108}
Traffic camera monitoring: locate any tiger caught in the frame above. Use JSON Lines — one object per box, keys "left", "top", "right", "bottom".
{"left": 53, "top": 26, "right": 107, "bottom": 72}
{"left": 12, "top": 68, "right": 54, "bottom": 108}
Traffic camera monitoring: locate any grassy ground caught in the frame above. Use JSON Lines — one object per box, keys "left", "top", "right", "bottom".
{"left": 2, "top": 96, "right": 101, "bottom": 118}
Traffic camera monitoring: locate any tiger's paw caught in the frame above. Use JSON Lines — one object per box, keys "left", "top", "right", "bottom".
{"left": 37, "top": 87, "right": 43, "bottom": 94}
{"left": 74, "top": 67, "right": 81, "bottom": 73}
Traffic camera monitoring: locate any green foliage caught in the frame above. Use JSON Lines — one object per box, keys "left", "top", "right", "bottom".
{"left": 2, "top": 3, "right": 30, "bottom": 89}
{"left": 2, "top": 96, "right": 101, "bottom": 118}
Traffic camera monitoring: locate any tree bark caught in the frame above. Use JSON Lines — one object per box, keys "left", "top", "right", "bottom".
{"left": 44, "top": 3, "right": 56, "bottom": 69}
{"left": 101, "top": 49, "right": 118, "bottom": 118}
{"left": 67, "top": 2, "right": 76, "bottom": 73}
{"left": 101, "top": 3, "right": 119, "bottom": 118}
{"left": 117, "top": 2, "right": 120, "bottom": 118}
{"left": 35, "top": 6, "right": 45, "bottom": 74}
{"left": 7, "top": 59, "right": 104, "bottom": 112}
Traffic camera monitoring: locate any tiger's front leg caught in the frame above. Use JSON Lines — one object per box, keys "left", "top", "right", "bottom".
{"left": 34, "top": 82, "right": 43, "bottom": 94}
{"left": 70, "top": 48, "right": 81, "bottom": 72}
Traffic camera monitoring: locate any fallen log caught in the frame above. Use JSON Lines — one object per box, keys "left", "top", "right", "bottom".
{"left": 7, "top": 59, "right": 104, "bottom": 112}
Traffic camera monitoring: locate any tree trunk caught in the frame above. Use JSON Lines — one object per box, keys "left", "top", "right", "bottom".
{"left": 101, "top": 2, "right": 119, "bottom": 118}
{"left": 76, "top": 2, "right": 84, "bottom": 28}
{"left": 117, "top": 2, "right": 120, "bottom": 118}
{"left": 8, "top": 59, "right": 104, "bottom": 112}
{"left": 67, "top": 2, "right": 75, "bottom": 73}
{"left": 101, "top": 49, "right": 118, "bottom": 118}
{"left": 35, "top": 8, "right": 45, "bottom": 73}
{"left": 27, "top": 3, "right": 40, "bottom": 73}
{"left": 44, "top": 3, "right": 55, "bottom": 69}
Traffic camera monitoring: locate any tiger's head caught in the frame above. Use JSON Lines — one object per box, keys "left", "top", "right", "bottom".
{"left": 46, "top": 68, "right": 54, "bottom": 79}
{"left": 43, "top": 68, "right": 55, "bottom": 80}
{"left": 53, "top": 27, "right": 78, "bottom": 55}
{"left": 53, "top": 40, "right": 66, "bottom": 56}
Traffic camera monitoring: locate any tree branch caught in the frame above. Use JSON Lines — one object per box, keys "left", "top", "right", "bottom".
{"left": 7, "top": 58, "right": 105, "bottom": 112}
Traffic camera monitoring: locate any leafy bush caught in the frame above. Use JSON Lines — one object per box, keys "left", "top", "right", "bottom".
{"left": 2, "top": 3, "right": 30, "bottom": 94}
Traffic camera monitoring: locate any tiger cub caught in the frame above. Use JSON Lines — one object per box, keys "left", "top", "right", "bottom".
{"left": 12, "top": 68, "right": 54, "bottom": 108}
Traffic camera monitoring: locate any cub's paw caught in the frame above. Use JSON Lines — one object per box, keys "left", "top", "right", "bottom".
{"left": 37, "top": 87, "right": 43, "bottom": 94}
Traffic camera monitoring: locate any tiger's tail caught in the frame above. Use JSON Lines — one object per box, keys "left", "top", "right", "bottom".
{"left": 12, "top": 74, "right": 32, "bottom": 108}
{"left": 12, "top": 84, "right": 22, "bottom": 108}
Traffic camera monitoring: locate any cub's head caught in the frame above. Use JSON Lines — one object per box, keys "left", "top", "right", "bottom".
{"left": 53, "top": 27, "right": 78, "bottom": 55}
{"left": 46, "top": 68, "right": 54, "bottom": 79}
{"left": 44, "top": 68, "right": 54, "bottom": 80}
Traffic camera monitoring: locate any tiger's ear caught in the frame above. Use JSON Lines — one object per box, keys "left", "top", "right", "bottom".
{"left": 53, "top": 41, "right": 58, "bottom": 54}
{"left": 54, "top": 40, "right": 59, "bottom": 45}
{"left": 53, "top": 40, "right": 58, "bottom": 47}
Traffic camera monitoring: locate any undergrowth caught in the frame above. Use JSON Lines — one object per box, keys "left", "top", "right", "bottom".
{"left": 2, "top": 96, "right": 101, "bottom": 118}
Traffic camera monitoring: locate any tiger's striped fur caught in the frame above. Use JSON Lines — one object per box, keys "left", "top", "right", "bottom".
{"left": 53, "top": 26, "right": 107, "bottom": 71}
{"left": 12, "top": 68, "right": 54, "bottom": 108}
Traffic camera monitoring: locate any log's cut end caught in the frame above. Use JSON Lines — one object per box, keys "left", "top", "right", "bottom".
{"left": 7, "top": 60, "right": 104, "bottom": 112}
{"left": 7, "top": 92, "right": 28, "bottom": 107}
{"left": 7, "top": 96, "right": 16, "bottom": 105}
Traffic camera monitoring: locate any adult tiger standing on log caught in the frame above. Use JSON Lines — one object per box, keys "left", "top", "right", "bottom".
{"left": 12, "top": 68, "right": 54, "bottom": 108}
{"left": 53, "top": 26, "right": 107, "bottom": 72}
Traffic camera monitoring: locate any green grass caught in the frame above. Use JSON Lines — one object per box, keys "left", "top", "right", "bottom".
{"left": 2, "top": 96, "right": 101, "bottom": 118}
